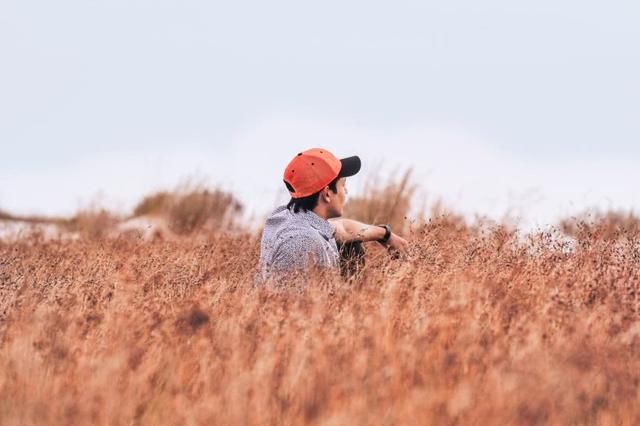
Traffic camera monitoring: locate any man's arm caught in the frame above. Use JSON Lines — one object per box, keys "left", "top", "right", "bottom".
{"left": 329, "top": 218, "right": 409, "bottom": 255}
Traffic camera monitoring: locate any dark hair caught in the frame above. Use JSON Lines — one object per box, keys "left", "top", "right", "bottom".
{"left": 285, "top": 177, "right": 340, "bottom": 213}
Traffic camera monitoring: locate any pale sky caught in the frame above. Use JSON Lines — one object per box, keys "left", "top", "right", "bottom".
{"left": 1, "top": 1, "right": 638, "bottom": 228}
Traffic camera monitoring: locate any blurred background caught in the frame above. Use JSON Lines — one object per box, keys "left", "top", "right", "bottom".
{"left": 1, "top": 0, "right": 639, "bottom": 229}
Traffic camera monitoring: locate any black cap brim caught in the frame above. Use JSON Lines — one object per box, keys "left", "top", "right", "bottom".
{"left": 339, "top": 156, "right": 361, "bottom": 178}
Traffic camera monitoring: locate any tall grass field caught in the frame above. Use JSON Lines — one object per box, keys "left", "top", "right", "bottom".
{"left": 1, "top": 177, "right": 639, "bottom": 425}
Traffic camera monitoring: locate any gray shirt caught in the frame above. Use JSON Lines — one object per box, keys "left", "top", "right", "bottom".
{"left": 257, "top": 206, "right": 339, "bottom": 282}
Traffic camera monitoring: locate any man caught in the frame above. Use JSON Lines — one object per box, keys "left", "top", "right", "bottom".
{"left": 257, "top": 148, "right": 408, "bottom": 282}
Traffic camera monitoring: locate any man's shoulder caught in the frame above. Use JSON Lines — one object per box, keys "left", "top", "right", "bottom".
{"left": 262, "top": 206, "right": 328, "bottom": 253}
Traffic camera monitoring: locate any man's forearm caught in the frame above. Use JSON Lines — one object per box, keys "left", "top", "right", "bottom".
{"left": 330, "top": 218, "right": 386, "bottom": 243}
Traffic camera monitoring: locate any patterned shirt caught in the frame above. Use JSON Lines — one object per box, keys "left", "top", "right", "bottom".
{"left": 257, "top": 206, "right": 339, "bottom": 282}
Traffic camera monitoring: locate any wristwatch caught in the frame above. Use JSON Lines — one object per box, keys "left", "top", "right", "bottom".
{"left": 377, "top": 224, "right": 392, "bottom": 244}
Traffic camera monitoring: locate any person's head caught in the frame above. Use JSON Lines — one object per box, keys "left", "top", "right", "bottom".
{"left": 286, "top": 175, "right": 348, "bottom": 218}
{"left": 283, "top": 148, "right": 361, "bottom": 220}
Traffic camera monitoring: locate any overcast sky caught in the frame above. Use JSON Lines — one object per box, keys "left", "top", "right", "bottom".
{"left": 1, "top": 0, "right": 638, "bottom": 227}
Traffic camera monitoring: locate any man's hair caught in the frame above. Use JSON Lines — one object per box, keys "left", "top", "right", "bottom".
{"left": 285, "top": 177, "right": 340, "bottom": 213}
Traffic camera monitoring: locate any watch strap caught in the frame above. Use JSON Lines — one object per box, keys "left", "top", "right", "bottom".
{"left": 377, "top": 224, "right": 392, "bottom": 244}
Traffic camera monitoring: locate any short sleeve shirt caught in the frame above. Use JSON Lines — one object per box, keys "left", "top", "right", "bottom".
{"left": 258, "top": 206, "right": 339, "bottom": 281}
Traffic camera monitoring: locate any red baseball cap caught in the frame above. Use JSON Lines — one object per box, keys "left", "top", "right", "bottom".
{"left": 283, "top": 148, "right": 361, "bottom": 198}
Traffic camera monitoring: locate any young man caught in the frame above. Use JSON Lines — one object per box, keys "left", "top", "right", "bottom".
{"left": 257, "top": 148, "right": 408, "bottom": 282}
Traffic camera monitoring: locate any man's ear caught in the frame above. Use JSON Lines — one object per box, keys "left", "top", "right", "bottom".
{"left": 321, "top": 186, "right": 331, "bottom": 203}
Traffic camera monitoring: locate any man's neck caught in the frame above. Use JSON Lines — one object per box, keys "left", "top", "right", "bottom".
{"left": 312, "top": 205, "right": 331, "bottom": 221}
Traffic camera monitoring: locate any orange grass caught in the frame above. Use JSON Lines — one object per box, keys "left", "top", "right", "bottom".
{"left": 132, "top": 182, "right": 244, "bottom": 235}
{"left": 344, "top": 169, "right": 416, "bottom": 234}
{"left": 1, "top": 214, "right": 639, "bottom": 425}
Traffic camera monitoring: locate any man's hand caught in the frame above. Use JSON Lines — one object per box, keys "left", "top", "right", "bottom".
{"left": 386, "top": 232, "right": 408, "bottom": 256}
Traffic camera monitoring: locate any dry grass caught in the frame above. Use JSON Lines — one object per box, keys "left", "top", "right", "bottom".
{"left": 0, "top": 179, "right": 639, "bottom": 425}
{"left": 64, "top": 208, "right": 121, "bottom": 240}
{"left": 1, "top": 226, "right": 639, "bottom": 425}
{"left": 133, "top": 182, "right": 244, "bottom": 235}
{"left": 344, "top": 169, "right": 416, "bottom": 234}
{"left": 561, "top": 210, "right": 640, "bottom": 241}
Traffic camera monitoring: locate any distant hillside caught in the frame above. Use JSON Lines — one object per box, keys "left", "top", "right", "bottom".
{"left": 0, "top": 208, "right": 65, "bottom": 225}
{"left": 0, "top": 209, "right": 15, "bottom": 220}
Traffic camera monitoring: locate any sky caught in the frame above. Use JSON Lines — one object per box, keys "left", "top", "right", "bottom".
{"left": 1, "top": 0, "right": 638, "bottom": 228}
